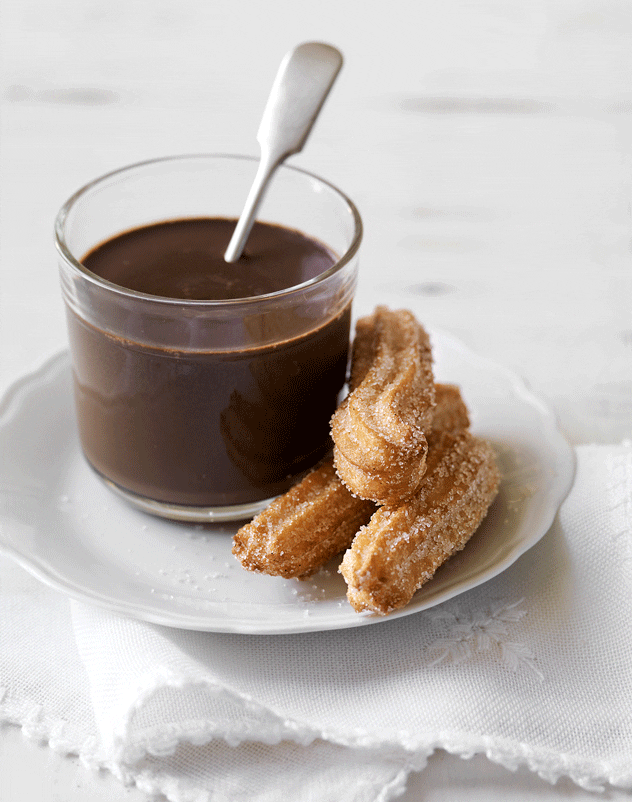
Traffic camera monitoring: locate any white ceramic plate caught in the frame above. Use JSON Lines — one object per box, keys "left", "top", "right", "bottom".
{"left": 0, "top": 332, "right": 574, "bottom": 633}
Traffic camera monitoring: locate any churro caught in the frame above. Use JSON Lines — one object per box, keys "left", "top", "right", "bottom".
{"left": 331, "top": 307, "right": 436, "bottom": 506}
{"left": 233, "top": 305, "right": 500, "bottom": 618}
{"left": 432, "top": 383, "right": 470, "bottom": 435}
{"left": 339, "top": 429, "right": 500, "bottom": 614}
{"left": 232, "top": 382, "right": 469, "bottom": 581}
{"left": 232, "top": 459, "right": 376, "bottom": 578}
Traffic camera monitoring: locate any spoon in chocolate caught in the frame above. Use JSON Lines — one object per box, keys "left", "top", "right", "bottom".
{"left": 224, "top": 42, "right": 343, "bottom": 263}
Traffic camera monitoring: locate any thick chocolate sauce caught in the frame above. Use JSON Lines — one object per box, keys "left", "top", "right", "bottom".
{"left": 82, "top": 217, "right": 336, "bottom": 300}
{"left": 69, "top": 218, "right": 350, "bottom": 507}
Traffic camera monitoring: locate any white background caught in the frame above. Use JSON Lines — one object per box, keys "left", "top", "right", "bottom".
{"left": 1, "top": 0, "right": 631, "bottom": 799}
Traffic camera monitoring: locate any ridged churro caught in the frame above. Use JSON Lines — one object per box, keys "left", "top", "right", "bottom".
{"left": 232, "top": 305, "right": 500, "bottom": 617}
{"left": 232, "top": 459, "right": 376, "bottom": 578}
{"left": 331, "top": 307, "right": 436, "bottom": 506}
{"left": 232, "top": 382, "right": 470, "bottom": 581}
{"left": 432, "top": 383, "right": 470, "bottom": 435}
{"left": 339, "top": 429, "right": 500, "bottom": 614}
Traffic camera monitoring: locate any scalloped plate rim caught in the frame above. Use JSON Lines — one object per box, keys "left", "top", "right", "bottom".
{"left": 0, "top": 334, "right": 576, "bottom": 633}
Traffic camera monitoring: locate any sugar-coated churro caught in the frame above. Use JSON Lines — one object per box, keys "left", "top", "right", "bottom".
{"left": 233, "top": 305, "right": 500, "bottom": 618}
{"left": 232, "top": 382, "right": 470, "bottom": 581}
{"left": 232, "top": 459, "right": 376, "bottom": 578}
{"left": 339, "top": 429, "right": 500, "bottom": 614}
{"left": 431, "top": 383, "right": 470, "bottom": 435}
{"left": 331, "top": 307, "right": 436, "bottom": 506}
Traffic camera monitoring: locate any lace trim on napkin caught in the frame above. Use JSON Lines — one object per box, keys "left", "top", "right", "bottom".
{"left": 0, "top": 685, "right": 423, "bottom": 802}
{"left": 3, "top": 661, "right": 632, "bottom": 799}
{"left": 101, "top": 668, "right": 631, "bottom": 795}
{"left": 0, "top": 690, "right": 105, "bottom": 772}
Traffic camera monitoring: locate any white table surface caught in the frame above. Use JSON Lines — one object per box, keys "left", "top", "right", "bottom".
{"left": 1, "top": 0, "right": 631, "bottom": 800}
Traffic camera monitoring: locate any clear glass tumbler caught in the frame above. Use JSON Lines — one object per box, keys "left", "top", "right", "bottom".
{"left": 55, "top": 154, "right": 362, "bottom": 521}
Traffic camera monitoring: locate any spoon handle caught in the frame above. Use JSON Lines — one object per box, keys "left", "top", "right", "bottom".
{"left": 224, "top": 42, "right": 343, "bottom": 263}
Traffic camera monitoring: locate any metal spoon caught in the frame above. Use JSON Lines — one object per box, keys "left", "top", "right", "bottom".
{"left": 224, "top": 42, "right": 343, "bottom": 263}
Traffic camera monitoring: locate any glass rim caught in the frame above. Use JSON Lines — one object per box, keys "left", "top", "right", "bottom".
{"left": 54, "top": 153, "right": 363, "bottom": 307}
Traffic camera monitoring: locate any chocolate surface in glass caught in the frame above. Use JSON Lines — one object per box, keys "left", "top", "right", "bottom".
{"left": 69, "top": 218, "right": 350, "bottom": 507}
{"left": 82, "top": 217, "right": 336, "bottom": 300}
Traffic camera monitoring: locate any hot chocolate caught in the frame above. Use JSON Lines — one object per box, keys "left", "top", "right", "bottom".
{"left": 81, "top": 217, "right": 337, "bottom": 300}
{"left": 68, "top": 217, "right": 351, "bottom": 508}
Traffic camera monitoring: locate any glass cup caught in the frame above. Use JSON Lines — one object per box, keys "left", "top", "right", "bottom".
{"left": 55, "top": 154, "right": 361, "bottom": 521}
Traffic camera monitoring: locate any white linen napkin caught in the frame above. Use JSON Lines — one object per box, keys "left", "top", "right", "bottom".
{"left": 1, "top": 443, "right": 631, "bottom": 802}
